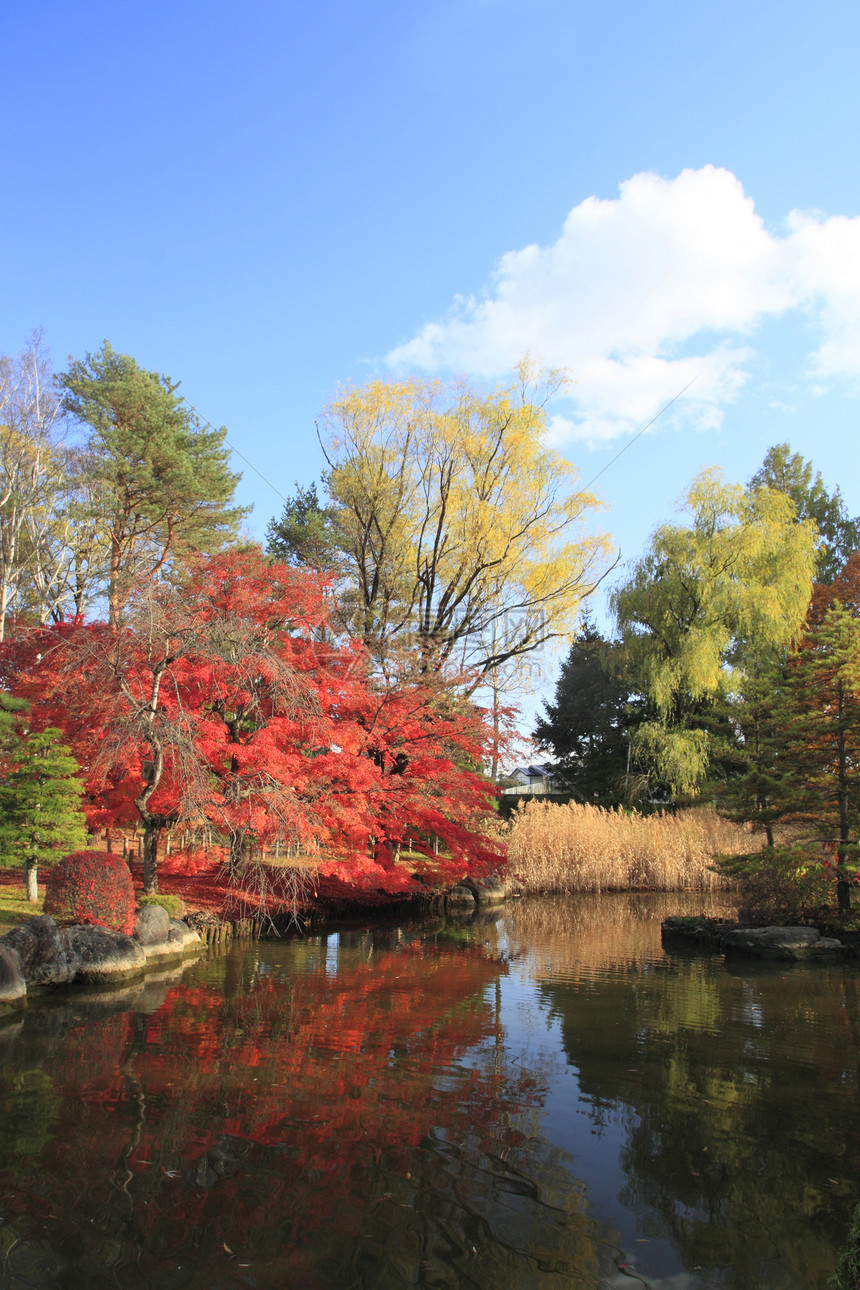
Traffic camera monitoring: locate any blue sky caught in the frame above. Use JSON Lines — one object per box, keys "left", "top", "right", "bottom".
{"left": 3, "top": 0, "right": 859, "bottom": 717}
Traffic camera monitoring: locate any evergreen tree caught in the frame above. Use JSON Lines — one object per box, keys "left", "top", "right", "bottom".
{"left": 0, "top": 721, "right": 88, "bottom": 903}
{"left": 779, "top": 558, "right": 860, "bottom": 911}
{"left": 534, "top": 619, "right": 648, "bottom": 806}
{"left": 0, "top": 692, "right": 28, "bottom": 742}
{"left": 709, "top": 645, "right": 795, "bottom": 847}
{"left": 266, "top": 481, "right": 342, "bottom": 572}
{"left": 748, "top": 442, "right": 859, "bottom": 583}
{"left": 61, "top": 342, "right": 247, "bottom": 626}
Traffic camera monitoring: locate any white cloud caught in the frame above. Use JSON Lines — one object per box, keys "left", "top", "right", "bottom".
{"left": 386, "top": 166, "right": 860, "bottom": 443}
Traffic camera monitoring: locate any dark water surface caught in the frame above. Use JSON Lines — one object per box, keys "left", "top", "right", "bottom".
{"left": 1, "top": 893, "right": 859, "bottom": 1289}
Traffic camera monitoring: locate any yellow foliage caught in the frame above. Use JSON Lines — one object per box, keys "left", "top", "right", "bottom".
{"left": 612, "top": 466, "right": 818, "bottom": 793}
{"left": 319, "top": 363, "right": 610, "bottom": 682}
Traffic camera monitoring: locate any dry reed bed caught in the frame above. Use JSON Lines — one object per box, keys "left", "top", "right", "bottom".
{"left": 506, "top": 800, "right": 755, "bottom": 894}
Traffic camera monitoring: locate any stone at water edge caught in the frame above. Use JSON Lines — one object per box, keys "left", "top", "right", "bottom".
{"left": 447, "top": 885, "right": 477, "bottom": 907}
{"left": 0, "top": 944, "right": 26, "bottom": 1007}
{"left": 134, "top": 904, "right": 172, "bottom": 946}
{"left": 661, "top": 916, "right": 738, "bottom": 948}
{"left": 721, "top": 925, "right": 848, "bottom": 960}
{"left": 0, "top": 914, "right": 81, "bottom": 985}
{"left": 65, "top": 924, "right": 147, "bottom": 981}
{"left": 168, "top": 919, "right": 201, "bottom": 949}
{"left": 463, "top": 875, "right": 508, "bottom": 905}
{"left": 460, "top": 873, "right": 523, "bottom": 905}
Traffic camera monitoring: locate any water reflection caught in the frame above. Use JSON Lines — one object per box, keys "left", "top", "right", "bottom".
{"left": 504, "top": 894, "right": 860, "bottom": 1289}
{"left": 0, "top": 927, "right": 616, "bottom": 1288}
{"left": 0, "top": 898, "right": 857, "bottom": 1288}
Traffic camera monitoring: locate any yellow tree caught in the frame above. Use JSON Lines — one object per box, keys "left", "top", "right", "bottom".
{"left": 612, "top": 468, "right": 818, "bottom": 796}
{"left": 311, "top": 363, "right": 610, "bottom": 690}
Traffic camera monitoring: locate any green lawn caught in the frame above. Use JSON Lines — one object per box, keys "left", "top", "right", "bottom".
{"left": 0, "top": 879, "right": 43, "bottom": 937}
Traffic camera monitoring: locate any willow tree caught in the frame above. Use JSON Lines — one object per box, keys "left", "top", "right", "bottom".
{"left": 611, "top": 468, "right": 817, "bottom": 797}
{"left": 283, "top": 364, "right": 609, "bottom": 689}
{"left": 61, "top": 343, "right": 246, "bottom": 627}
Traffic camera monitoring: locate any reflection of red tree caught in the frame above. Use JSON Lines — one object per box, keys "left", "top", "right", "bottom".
{"left": 0, "top": 944, "right": 544, "bottom": 1282}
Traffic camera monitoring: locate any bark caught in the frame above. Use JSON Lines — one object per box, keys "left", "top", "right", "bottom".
{"left": 836, "top": 682, "right": 852, "bottom": 913}
{"left": 142, "top": 825, "right": 160, "bottom": 894}
{"left": 228, "top": 831, "right": 254, "bottom": 881}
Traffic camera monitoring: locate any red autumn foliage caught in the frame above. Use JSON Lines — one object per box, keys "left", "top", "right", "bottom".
{"left": 1, "top": 549, "right": 507, "bottom": 903}
{"left": 45, "top": 848, "right": 136, "bottom": 934}
{"left": 0, "top": 939, "right": 546, "bottom": 1284}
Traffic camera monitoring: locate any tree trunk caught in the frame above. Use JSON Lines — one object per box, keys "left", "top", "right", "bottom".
{"left": 228, "top": 832, "right": 254, "bottom": 880}
{"left": 25, "top": 861, "right": 38, "bottom": 903}
{"left": 142, "top": 825, "right": 160, "bottom": 894}
{"left": 837, "top": 685, "right": 851, "bottom": 912}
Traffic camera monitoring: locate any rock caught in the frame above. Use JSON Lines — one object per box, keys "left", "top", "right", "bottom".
{"left": 0, "top": 944, "right": 26, "bottom": 1008}
{"left": 661, "top": 916, "right": 738, "bottom": 949}
{"left": 461, "top": 873, "right": 523, "bottom": 905}
{"left": 134, "top": 904, "right": 171, "bottom": 946}
{"left": 721, "top": 925, "right": 849, "bottom": 960}
{"left": 447, "top": 884, "right": 477, "bottom": 907}
{"left": 1, "top": 915, "right": 81, "bottom": 986}
{"left": 463, "top": 875, "right": 507, "bottom": 905}
{"left": 65, "top": 925, "right": 146, "bottom": 982}
{"left": 168, "top": 919, "right": 202, "bottom": 950}
{"left": 134, "top": 906, "right": 202, "bottom": 959}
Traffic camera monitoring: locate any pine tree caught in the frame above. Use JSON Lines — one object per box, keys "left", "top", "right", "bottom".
{"left": 749, "top": 443, "right": 859, "bottom": 583}
{"left": 0, "top": 724, "right": 88, "bottom": 903}
{"left": 60, "top": 342, "right": 247, "bottom": 627}
{"left": 533, "top": 619, "right": 649, "bottom": 806}
{"left": 781, "top": 598, "right": 860, "bottom": 911}
{"left": 709, "top": 646, "right": 795, "bottom": 847}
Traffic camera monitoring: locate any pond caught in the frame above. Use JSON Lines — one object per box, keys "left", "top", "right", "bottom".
{"left": 0, "top": 892, "right": 858, "bottom": 1289}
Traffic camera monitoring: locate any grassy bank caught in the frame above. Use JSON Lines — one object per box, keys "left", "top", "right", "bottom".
{"left": 0, "top": 876, "right": 44, "bottom": 936}
{"left": 505, "top": 800, "right": 754, "bottom": 894}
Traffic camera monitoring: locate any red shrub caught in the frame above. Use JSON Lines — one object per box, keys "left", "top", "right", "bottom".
{"left": 45, "top": 850, "right": 136, "bottom": 935}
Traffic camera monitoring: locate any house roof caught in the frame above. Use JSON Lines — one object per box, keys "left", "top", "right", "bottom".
{"left": 508, "top": 763, "right": 554, "bottom": 779}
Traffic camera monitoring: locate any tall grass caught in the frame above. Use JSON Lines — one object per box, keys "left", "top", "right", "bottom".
{"left": 506, "top": 800, "right": 756, "bottom": 894}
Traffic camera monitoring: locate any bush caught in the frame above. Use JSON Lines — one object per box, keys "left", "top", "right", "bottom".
{"left": 137, "top": 892, "right": 185, "bottom": 918}
{"left": 714, "top": 846, "right": 835, "bottom": 925}
{"left": 45, "top": 850, "right": 136, "bottom": 935}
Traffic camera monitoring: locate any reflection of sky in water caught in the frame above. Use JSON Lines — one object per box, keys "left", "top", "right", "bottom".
{"left": 484, "top": 894, "right": 860, "bottom": 1288}
{"left": 0, "top": 894, "right": 857, "bottom": 1289}
{"left": 496, "top": 962, "right": 689, "bottom": 1286}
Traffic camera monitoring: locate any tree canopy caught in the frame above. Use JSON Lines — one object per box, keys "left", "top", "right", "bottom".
{"left": 60, "top": 342, "right": 246, "bottom": 626}
{"left": 533, "top": 617, "right": 649, "bottom": 806}
{"left": 611, "top": 468, "right": 818, "bottom": 796}
{"left": 749, "top": 442, "right": 859, "bottom": 583}
{"left": 4, "top": 550, "right": 504, "bottom": 895}
{"left": 270, "top": 364, "right": 610, "bottom": 690}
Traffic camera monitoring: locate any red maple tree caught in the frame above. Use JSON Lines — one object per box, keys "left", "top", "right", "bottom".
{"left": 2, "top": 550, "right": 505, "bottom": 899}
